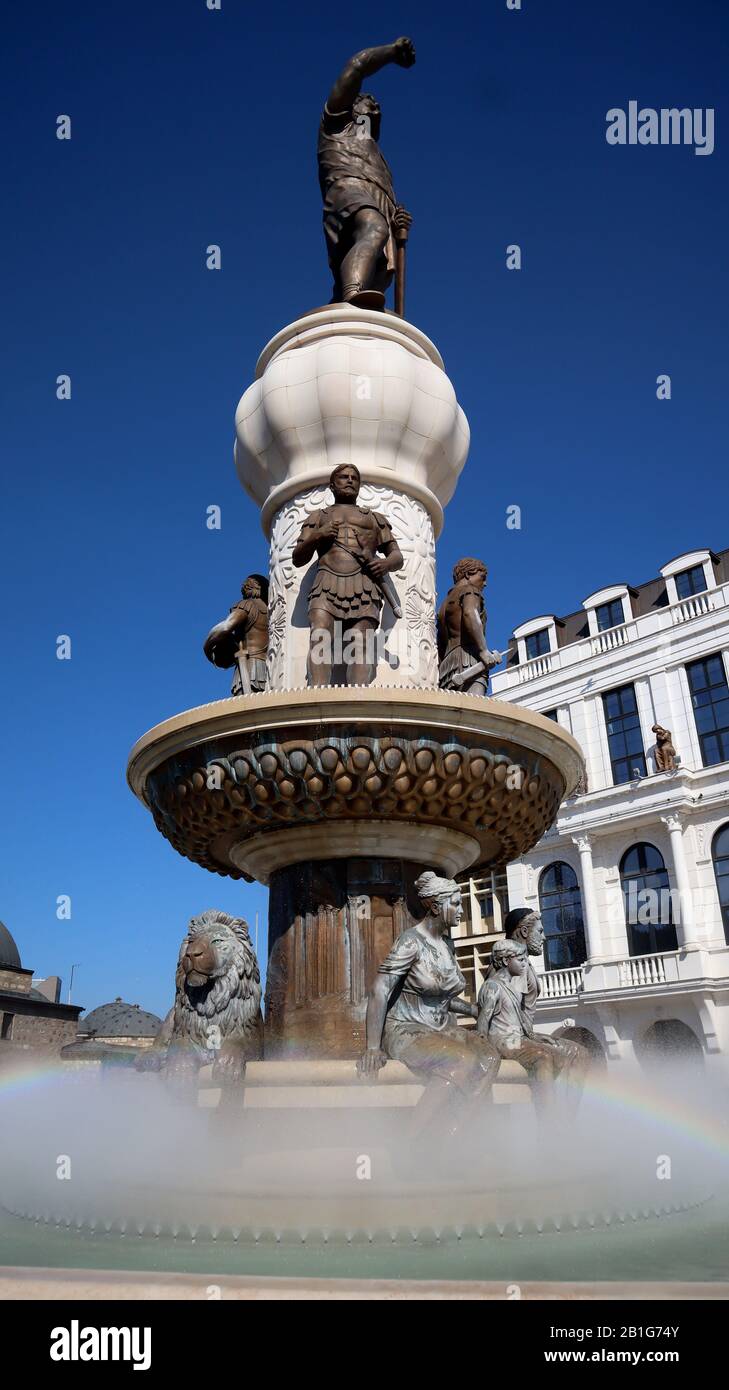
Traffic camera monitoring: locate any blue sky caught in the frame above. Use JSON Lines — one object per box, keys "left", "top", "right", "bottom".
{"left": 2, "top": 0, "right": 728, "bottom": 1016}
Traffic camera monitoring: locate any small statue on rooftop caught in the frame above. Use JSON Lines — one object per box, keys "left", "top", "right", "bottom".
{"left": 203, "top": 574, "right": 269, "bottom": 695}
{"left": 437, "top": 558, "right": 502, "bottom": 696}
{"left": 652, "top": 724, "right": 677, "bottom": 772}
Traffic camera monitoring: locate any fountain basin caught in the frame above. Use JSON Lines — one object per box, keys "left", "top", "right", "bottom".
{"left": 127, "top": 687, "right": 584, "bottom": 882}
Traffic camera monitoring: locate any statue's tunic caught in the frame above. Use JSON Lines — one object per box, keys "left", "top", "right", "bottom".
{"left": 228, "top": 596, "right": 268, "bottom": 693}
{"left": 477, "top": 976, "right": 533, "bottom": 1053}
{"left": 302, "top": 505, "right": 394, "bottom": 623}
{"left": 437, "top": 581, "right": 487, "bottom": 690}
{"left": 318, "top": 104, "right": 397, "bottom": 278}
{"left": 377, "top": 926, "right": 498, "bottom": 1093}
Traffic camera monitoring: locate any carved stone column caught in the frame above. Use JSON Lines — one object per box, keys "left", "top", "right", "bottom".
{"left": 660, "top": 814, "right": 694, "bottom": 947}
{"left": 571, "top": 834, "right": 603, "bottom": 961}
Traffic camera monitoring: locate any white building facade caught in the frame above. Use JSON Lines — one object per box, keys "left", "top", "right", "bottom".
{"left": 484, "top": 547, "right": 729, "bottom": 1077}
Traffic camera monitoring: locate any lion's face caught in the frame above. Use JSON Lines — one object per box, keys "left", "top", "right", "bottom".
{"left": 181, "top": 924, "right": 240, "bottom": 988}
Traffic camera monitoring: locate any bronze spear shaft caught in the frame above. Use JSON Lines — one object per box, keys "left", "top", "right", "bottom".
{"left": 395, "top": 224, "right": 408, "bottom": 317}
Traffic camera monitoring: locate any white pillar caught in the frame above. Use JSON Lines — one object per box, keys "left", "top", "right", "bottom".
{"left": 572, "top": 834, "right": 603, "bottom": 960}
{"left": 661, "top": 814, "right": 694, "bottom": 947}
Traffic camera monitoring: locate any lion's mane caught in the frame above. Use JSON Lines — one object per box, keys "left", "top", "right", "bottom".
{"left": 172, "top": 909, "right": 263, "bottom": 1056}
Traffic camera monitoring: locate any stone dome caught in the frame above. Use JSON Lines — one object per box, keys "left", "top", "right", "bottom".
{"left": 79, "top": 998, "right": 163, "bottom": 1039}
{"left": 0, "top": 921, "right": 21, "bottom": 971}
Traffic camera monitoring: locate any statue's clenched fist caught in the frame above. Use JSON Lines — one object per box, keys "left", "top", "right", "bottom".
{"left": 392, "top": 36, "right": 416, "bottom": 68}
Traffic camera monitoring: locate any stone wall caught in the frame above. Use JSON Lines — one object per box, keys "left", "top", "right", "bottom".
{"left": 3, "top": 1013, "right": 79, "bottom": 1054}
{"left": 0, "top": 967, "right": 32, "bottom": 994}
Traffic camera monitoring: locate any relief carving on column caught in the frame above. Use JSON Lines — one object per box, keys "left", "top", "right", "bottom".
{"left": 267, "top": 484, "right": 329, "bottom": 689}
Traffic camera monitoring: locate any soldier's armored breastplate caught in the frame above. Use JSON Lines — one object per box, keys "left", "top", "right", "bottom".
{"left": 320, "top": 511, "right": 375, "bottom": 574}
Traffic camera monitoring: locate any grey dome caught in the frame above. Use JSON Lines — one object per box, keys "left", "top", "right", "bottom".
{"left": 79, "top": 998, "right": 163, "bottom": 1038}
{"left": 0, "top": 921, "right": 21, "bottom": 971}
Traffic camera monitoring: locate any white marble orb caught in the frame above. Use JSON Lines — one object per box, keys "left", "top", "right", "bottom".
{"left": 234, "top": 307, "right": 470, "bottom": 538}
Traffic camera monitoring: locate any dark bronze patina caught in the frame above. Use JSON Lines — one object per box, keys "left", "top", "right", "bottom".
{"left": 437, "top": 559, "right": 502, "bottom": 696}
{"left": 292, "top": 463, "right": 403, "bottom": 687}
{"left": 203, "top": 575, "right": 269, "bottom": 695}
{"left": 359, "top": 871, "right": 500, "bottom": 1144}
{"left": 652, "top": 723, "right": 677, "bottom": 772}
{"left": 478, "top": 908, "right": 589, "bottom": 1115}
{"left": 318, "top": 38, "right": 415, "bottom": 309}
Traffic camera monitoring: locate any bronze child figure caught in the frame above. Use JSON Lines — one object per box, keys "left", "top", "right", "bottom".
{"left": 477, "top": 933, "right": 588, "bottom": 1117}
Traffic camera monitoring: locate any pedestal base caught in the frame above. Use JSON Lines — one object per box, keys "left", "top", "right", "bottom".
{"left": 265, "top": 857, "right": 423, "bottom": 1059}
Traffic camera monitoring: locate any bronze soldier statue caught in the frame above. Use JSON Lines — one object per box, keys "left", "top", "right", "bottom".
{"left": 292, "top": 464, "right": 403, "bottom": 687}
{"left": 203, "top": 574, "right": 269, "bottom": 695}
{"left": 437, "top": 558, "right": 502, "bottom": 696}
{"left": 318, "top": 38, "right": 415, "bottom": 309}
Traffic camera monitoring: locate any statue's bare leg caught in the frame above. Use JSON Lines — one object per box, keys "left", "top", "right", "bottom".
{"left": 344, "top": 616, "right": 378, "bottom": 685}
{"left": 307, "top": 608, "right": 335, "bottom": 686}
{"left": 340, "top": 208, "right": 389, "bottom": 302}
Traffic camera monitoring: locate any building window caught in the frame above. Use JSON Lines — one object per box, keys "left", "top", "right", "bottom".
{"left": 620, "top": 843, "right": 678, "bottom": 957}
{"left": 595, "top": 598, "right": 625, "bottom": 631}
{"left": 602, "top": 684, "right": 646, "bottom": 784}
{"left": 686, "top": 655, "right": 729, "bottom": 767}
{"left": 1, "top": 1013, "right": 13, "bottom": 1040}
{"left": 538, "top": 862, "right": 587, "bottom": 970}
{"left": 459, "top": 869, "right": 508, "bottom": 938}
{"left": 543, "top": 709, "right": 559, "bottom": 722}
{"left": 675, "top": 564, "right": 707, "bottom": 600}
{"left": 525, "top": 628, "right": 550, "bottom": 661}
{"left": 712, "top": 824, "right": 729, "bottom": 945}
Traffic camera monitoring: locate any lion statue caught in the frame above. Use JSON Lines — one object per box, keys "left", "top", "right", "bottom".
{"left": 137, "top": 909, "right": 263, "bottom": 1094}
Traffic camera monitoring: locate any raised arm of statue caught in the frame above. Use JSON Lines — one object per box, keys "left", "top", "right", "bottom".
{"left": 326, "top": 37, "right": 416, "bottom": 113}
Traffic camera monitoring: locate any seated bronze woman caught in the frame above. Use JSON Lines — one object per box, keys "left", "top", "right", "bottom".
{"left": 359, "top": 870, "right": 500, "bottom": 1142}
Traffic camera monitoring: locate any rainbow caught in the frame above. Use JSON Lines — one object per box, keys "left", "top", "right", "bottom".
{"left": 1, "top": 1057, "right": 728, "bottom": 1162}
{"left": 576, "top": 1069, "right": 729, "bottom": 1159}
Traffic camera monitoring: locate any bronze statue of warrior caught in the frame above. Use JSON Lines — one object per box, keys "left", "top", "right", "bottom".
{"left": 437, "top": 558, "right": 502, "bottom": 696}
{"left": 292, "top": 463, "right": 403, "bottom": 687}
{"left": 203, "top": 574, "right": 269, "bottom": 695}
{"left": 318, "top": 38, "right": 415, "bottom": 309}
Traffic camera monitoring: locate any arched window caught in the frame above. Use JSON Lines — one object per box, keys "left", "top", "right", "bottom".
{"left": 637, "top": 1020, "right": 703, "bottom": 1071}
{"left": 538, "top": 862, "right": 587, "bottom": 970}
{"left": 712, "top": 824, "right": 729, "bottom": 945}
{"left": 558, "top": 1026, "right": 606, "bottom": 1068}
{"left": 620, "top": 843, "right": 678, "bottom": 956}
